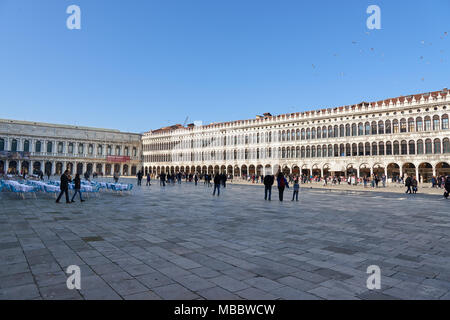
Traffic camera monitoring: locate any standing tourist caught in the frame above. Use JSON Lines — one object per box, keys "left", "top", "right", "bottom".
{"left": 146, "top": 173, "right": 151, "bottom": 186}
{"left": 56, "top": 170, "right": 71, "bottom": 204}
{"left": 194, "top": 173, "right": 198, "bottom": 186}
{"left": 405, "top": 175, "right": 412, "bottom": 194}
{"left": 411, "top": 176, "right": 418, "bottom": 194}
{"left": 263, "top": 174, "right": 274, "bottom": 201}
{"left": 160, "top": 172, "right": 166, "bottom": 186}
{"left": 444, "top": 175, "right": 450, "bottom": 199}
{"left": 292, "top": 179, "right": 300, "bottom": 201}
{"left": 277, "top": 172, "right": 289, "bottom": 202}
{"left": 71, "top": 173, "right": 85, "bottom": 203}
{"left": 213, "top": 174, "right": 221, "bottom": 196}
{"left": 137, "top": 170, "right": 143, "bottom": 186}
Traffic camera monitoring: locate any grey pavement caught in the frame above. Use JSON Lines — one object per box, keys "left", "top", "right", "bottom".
{"left": 1, "top": 179, "right": 450, "bottom": 300}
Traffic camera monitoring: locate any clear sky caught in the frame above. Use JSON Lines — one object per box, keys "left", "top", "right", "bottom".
{"left": 0, "top": 0, "right": 448, "bottom": 133}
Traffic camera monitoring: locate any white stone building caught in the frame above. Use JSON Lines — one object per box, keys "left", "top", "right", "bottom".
{"left": 142, "top": 89, "right": 450, "bottom": 182}
{"left": 0, "top": 119, "right": 142, "bottom": 176}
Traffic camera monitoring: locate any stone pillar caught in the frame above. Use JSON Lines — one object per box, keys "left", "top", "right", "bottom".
{"left": 18, "top": 160, "right": 21, "bottom": 174}
{"left": 415, "top": 167, "right": 419, "bottom": 182}
{"left": 357, "top": 168, "right": 360, "bottom": 178}
{"left": 102, "top": 163, "right": 106, "bottom": 175}
{"left": 5, "top": 161, "right": 9, "bottom": 173}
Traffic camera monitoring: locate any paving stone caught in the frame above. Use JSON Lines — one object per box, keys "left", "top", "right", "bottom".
{"left": 209, "top": 275, "right": 250, "bottom": 292}
{"left": 152, "top": 283, "right": 199, "bottom": 300}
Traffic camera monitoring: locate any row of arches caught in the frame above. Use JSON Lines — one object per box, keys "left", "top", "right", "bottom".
{"left": 143, "top": 162, "right": 450, "bottom": 182}
{"left": 0, "top": 161, "right": 137, "bottom": 176}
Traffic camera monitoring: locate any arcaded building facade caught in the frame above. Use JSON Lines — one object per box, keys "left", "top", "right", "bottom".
{"left": 0, "top": 119, "right": 142, "bottom": 176}
{"left": 142, "top": 89, "right": 450, "bottom": 182}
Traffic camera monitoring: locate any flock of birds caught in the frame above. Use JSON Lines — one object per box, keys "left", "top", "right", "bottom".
{"left": 310, "top": 31, "right": 448, "bottom": 82}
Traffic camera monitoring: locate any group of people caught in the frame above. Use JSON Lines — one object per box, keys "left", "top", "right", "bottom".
{"left": 55, "top": 170, "right": 85, "bottom": 204}
{"left": 263, "top": 172, "right": 300, "bottom": 201}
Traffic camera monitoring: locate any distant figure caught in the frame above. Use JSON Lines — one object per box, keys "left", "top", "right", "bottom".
{"left": 146, "top": 173, "right": 151, "bottom": 186}
{"left": 411, "top": 176, "right": 418, "bottom": 194}
{"left": 292, "top": 179, "right": 300, "bottom": 201}
{"left": 194, "top": 174, "right": 198, "bottom": 186}
{"left": 405, "top": 176, "right": 412, "bottom": 194}
{"left": 160, "top": 172, "right": 166, "bottom": 186}
{"left": 277, "top": 172, "right": 289, "bottom": 202}
{"left": 137, "top": 171, "right": 143, "bottom": 186}
{"left": 444, "top": 175, "right": 450, "bottom": 199}
{"left": 56, "top": 170, "right": 72, "bottom": 204}
{"left": 71, "top": 173, "right": 85, "bottom": 203}
{"left": 213, "top": 174, "right": 221, "bottom": 196}
{"left": 113, "top": 171, "right": 119, "bottom": 183}
{"left": 221, "top": 173, "right": 227, "bottom": 188}
{"left": 263, "top": 174, "right": 274, "bottom": 201}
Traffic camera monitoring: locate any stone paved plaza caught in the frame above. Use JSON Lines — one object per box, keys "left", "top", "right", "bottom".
{"left": 1, "top": 180, "right": 450, "bottom": 300}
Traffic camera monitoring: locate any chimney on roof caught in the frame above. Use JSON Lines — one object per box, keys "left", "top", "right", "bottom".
{"left": 187, "top": 123, "right": 195, "bottom": 128}
{"left": 263, "top": 112, "right": 272, "bottom": 117}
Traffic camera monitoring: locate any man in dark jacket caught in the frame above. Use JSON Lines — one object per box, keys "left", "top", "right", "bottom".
{"left": 264, "top": 174, "right": 274, "bottom": 201}
{"left": 277, "top": 172, "right": 289, "bottom": 201}
{"left": 56, "top": 170, "right": 71, "bottom": 203}
{"left": 405, "top": 176, "right": 412, "bottom": 194}
{"left": 71, "top": 173, "right": 85, "bottom": 203}
{"left": 444, "top": 175, "right": 450, "bottom": 199}
{"left": 213, "top": 174, "right": 221, "bottom": 196}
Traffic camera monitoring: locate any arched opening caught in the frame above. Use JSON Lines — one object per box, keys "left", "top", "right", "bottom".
{"left": 0, "top": 160, "right": 4, "bottom": 174}
{"left": 33, "top": 161, "right": 41, "bottom": 174}
{"left": 86, "top": 163, "right": 93, "bottom": 174}
{"left": 96, "top": 163, "right": 103, "bottom": 174}
{"left": 123, "top": 164, "right": 129, "bottom": 175}
{"left": 21, "top": 161, "right": 30, "bottom": 174}
{"left": 292, "top": 165, "right": 300, "bottom": 176}
{"left": 202, "top": 166, "right": 207, "bottom": 175}
{"left": 249, "top": 165, "right": 256, "bottom": 176}
{"left": 8, "top": 160, "right": 17, "bottom": 174}
{"left": 66, "top": 162, "right": 74, "bottom": 174}
{"left": 436, "top": 162, "right": 450, "bottom": 177}
{"left": 346, "top": 164, "right": 356, "bottom": 177}
{"left": 418, "top": 162, "right": 433, "bottom": 183}
{"left": 282, "top": 166, "right": 290, "bottom": 175}
{"left": 207, "top": 165, "right": 213, "bottom": 174}
{"left": 359, "top": 164, "right": 370, "bottom": 178}
{"left": 311, "top": 165, "right": 320, "bottom": 177}
{"left": 373, "top": 164, "right": 385, "bottom": 177}
{"left": 113, "top": 164, "right": 120, "bottom": 174}
{"left": 402, "top": 163, "right": 416, "bottom": 178}
{"left": 77, "top": 163, "right": 84, "bottom": 175}
{"left": 55, "top": 162, "right": 63, "bottom": 175}
{"left": 322, "top": 164, "right": 330, "bottom": 177}
{"left": 214, "top": 165, "right": 220, "bottom": 174}
{"left": 256, "top": 165, "right": 263, "bottom": 176}
{"left": 105, "top": 164, "right": 112, "bottom": 175}
{"left": 387, "top": 163, "right": 400, "bottom": 180}
{"left": 241, "top": 165, "right": 248, "bottom": 177}
{"left": 234, "top": 166, "right": 240, "bottom": 177}
{"left": 227, "top": 165, "right": 233, "bottom": 175}
{"left": 45, "top": 162, "right": 52, "bottom": 176}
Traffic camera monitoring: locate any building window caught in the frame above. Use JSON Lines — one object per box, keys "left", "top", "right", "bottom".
{"left": 434, "top": 139, "right": 441, "bottom": 154}
{"left": 393, "top": 141, "right": 399, "bottom": 155}
{"left": 133, "top": 147, "right": 137, "bottom": 157}
{"left": 400, "top": 119, "right": 407, "bottom": 133}
{"left": 408, "top": 140, "right": 415, "bottom": 154}
{"left": 393, "top": 120, "right": 399, "bottom": 133}
{"left": 425, "top": 139, "right": 432, "bottom": 154}
{"left": 358, "top": 123, "right": 364, "bottom": 136}
{"left": 416, "top": 118, "right": 423, "bottom": 131}
{"left": 35, "top": 141, "right": 41, "bottom": 153}
{"left": 11, "top": 139, "right": 18, "bottom": 152}
{"left": 58, "top": 142, "right": 63, "bottom": 153}
{"left": 23, "top": 140, "right": 30, "bottom": 152}
{"left": 378, "top": 121, "right": 384, "bottom": 134}
{"left": 417, "top": 140, "right": 424, "bottom": 154}
{"left": 0, "top": 138, "right": 4, "bottom": 151}
{"left": 443, "top": 138, "right": 450, "bottom": 153}
{"left": 385, "top": 120, "right": 391, "bottom": 134}
{"left": 78, "top": 143, "right": 84, "bottom": 154}
{"left": 401, "top": 141, "right": 407, "bottom": 155}
{"left": 424, "top": 117, "right": 431, "bottom": 131}
{"left": 386, "top": 142, "right": 392, "bottom": 155}
{"left": 68, "top": 143, "right": 74, "bottom": 154}
{"left": 88, "top": 144, "right": 94, "bottom": 155}
{"left": 107, "top": 145, "right": 112, "bottom": 155}
{"left": 116, "top": 146, "right": 121, "bottom": 156}
{"left": 97, "top": 145, "right": 103, "bottom": 155}
{"left": 47, "top": 141, "right": 53, "bottom": 153}
{"left": 433, "top": 116, "right": 440, "bottom": 130}
{"left": 443, "top": 115, "right": 449, "bottom": 130}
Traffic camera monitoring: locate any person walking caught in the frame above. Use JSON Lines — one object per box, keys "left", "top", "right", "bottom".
{"left": 194, "top": 173, "right": 198, "bottom": 186}
{"left": 56, "top": 170, "right": 71, "bottom": 204}
{"left": 113, "top": 171, "right": 119, "bottom": 183}
{"left": 411, "top": 176, "right": 418, "bottom": 194}
{"left": 160, "top": 172, "right": 166, "bottom": 186}
{"left": 405, "top": 175, "right": 412, "bottom": 194}
{"left": 213, "top": 174, "right": 221, "bottom": 196}
{"left": 71, "top": 173, "right": 85, "bottom": 203}
{"left": 277, "top": 172, "right": 289, "bottom": 202}
{"left": 263, "top": 174, "right": 274, "bottom": 201}
{"left": 444, "top": 175, "right": 450, "bottom": 199}
{"left": 292, "top": 179, "right": 300, "bottom": 201}
{"left": 146, "top": 173, "right": 151, "bottom": 186}
{"left": 137, "top": 170, "right": 143, "bottom": 186}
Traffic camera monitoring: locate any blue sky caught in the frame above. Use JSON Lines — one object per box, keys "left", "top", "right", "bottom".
{"left": 0, "top": 0, "right": 448, "bottom": 133}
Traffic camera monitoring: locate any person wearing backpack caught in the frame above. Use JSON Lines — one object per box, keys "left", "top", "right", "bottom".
{"left": 277, "top": 172, "right": 289, "bottom": 202}
{"left": 263, "top": 174, "right": 274, "bottom": 201}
